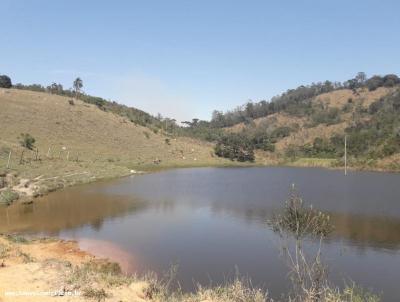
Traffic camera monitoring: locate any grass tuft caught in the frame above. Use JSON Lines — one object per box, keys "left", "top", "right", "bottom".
{"left": 82, "top": 288, "right": 109, "bottom": 301}
{"left": 6, "top": 234, "right": 29, "bottom": 244}
{"left": 0, "top": 189, "right": 19, "bottom": 205}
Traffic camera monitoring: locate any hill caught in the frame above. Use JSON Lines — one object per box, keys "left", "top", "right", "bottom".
{"left": 224, "top": 86, "right": 400, "bottom": 170}
{"left": 226, "top": 86, "right": 394, "bottom": 152}
{"left": 0, "top": 88, "right": 230, "bottom": 203}
{"left": 12, "top": 82, "right": 166, "bottom": 130}
{"left": 180, "top": 73, "right": 400, "bottom": 171}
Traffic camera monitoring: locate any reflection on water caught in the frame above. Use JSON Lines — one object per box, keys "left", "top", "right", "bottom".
{"left": 0, "top": 167, "right": 400, "bottom": 300}
{"left": 331, "top": 213, "right": 400, "bottom": 250}
{"left": 0, "top": 185, "right": 148, "bottom": 235}
{"left": 205, "top": 204, "right": 400, "bottom": 251}
{"left": 78, "top": 238, "right": 137, "bottom": 273}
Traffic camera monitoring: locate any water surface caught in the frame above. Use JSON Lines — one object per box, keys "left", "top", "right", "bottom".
{"left": 1, "top": 167, "right": 399, "bottom": 300}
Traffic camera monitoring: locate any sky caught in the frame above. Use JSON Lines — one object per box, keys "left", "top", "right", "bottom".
{"left": 1, "top": 0, "right": 400, "bottom": 122}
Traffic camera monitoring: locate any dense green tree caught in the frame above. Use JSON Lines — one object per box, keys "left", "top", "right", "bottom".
{"left": 245, "top": 102, "right": 255, "bottom": 118}
{"left": 366, "top": 76, "right": 384, "bottom": 91}
{"left": 383, "top": 74, "right": 400, "bottom": 87}
{"left": 364, "top": 75, "right": 399, "bottom": 91}
{"left": 215, "top": 133, "right": 255, "bottom": 162}
{"left": 0, "top": 75, "right": 12, "bottom": 88}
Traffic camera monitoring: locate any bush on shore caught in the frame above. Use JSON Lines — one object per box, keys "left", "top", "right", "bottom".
{"left": 0, "top": 189, "right": 19, "bottom": 205}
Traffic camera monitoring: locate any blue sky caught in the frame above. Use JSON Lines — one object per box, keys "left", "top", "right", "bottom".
{"left": 1, "top": 0, "right": 399, "bottom": 122}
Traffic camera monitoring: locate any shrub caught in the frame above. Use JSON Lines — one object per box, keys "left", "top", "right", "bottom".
{"left": 19, "top": 133, "right": 36, "bottom": 150}
{"left": 271, "top": 126, "right": 292, "bottom": 138}
{"left": 262, "top": 141, "right": 275, "bottom": 152}
{"left": 342, "top": 102, "right": 353, "bottom": 113}
{"left": 250, "top": 132, "right": 276, "bottom": 152}
{"left": 270, "top": 187, "right": 333, "bottom": 239}
{"left": 382, "top": 137, "right": 400, "bottom": 156}
{"left": 368, "top": 99, "right": 384, "bottom": 114}
{"left": 143, "top": 131, "right": 150, "bottom": 139}
{"left": 82, "top": 288, "right": 109, "bottom": 301}
{"left": 0, "top": 75, "right": 12, "bottom": 88}
{"left": 269, "top": 187, "right": 333, "bottom": 301}
{"left": 311, "top": 107, "right": 341, "bottom": 126}
{"left": 6, "top": 234, "right": 29, "bottom": 244}
{"left": 0, "top": 189, "right": 19, "bottom": 205}
{"left": 284, "top": 144, "right": 300, "bottom": 160}
{"left": 311, "top": 137, "right": 337, "bottom": 157}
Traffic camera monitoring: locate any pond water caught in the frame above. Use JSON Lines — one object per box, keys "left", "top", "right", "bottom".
{"left": 1, "top": 167, "right": 400, "bottom": 300}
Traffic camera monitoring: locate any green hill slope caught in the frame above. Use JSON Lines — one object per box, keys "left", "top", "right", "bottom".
{"left": 223, "top": 86, "right": 400, "bottom": 170}
{"left": 179, "top": 74, "right": 400, "bottom": 171}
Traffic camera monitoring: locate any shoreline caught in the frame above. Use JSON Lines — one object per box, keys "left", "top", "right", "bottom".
{"left": 2, "top": 157, "right": 399, "bottom": 207}
{"left": 0, "top": 234, "right": 275, "bottom": 302}
{"left": 0, "top": 234, "right": 151, "bottom": 302}
{"left": 1, "top": 164, "right": 390, "bottom": 301}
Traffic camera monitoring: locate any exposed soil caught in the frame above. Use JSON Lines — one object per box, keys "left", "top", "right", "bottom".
{"left": 0, "top": 236, "right": 149, "bottom": 302}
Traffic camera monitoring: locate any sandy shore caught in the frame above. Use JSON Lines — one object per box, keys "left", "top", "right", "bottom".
{"left": 0, "top": 235, "right": 150, "bottom": 302}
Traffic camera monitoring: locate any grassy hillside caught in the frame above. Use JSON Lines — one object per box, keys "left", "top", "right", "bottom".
{"left": 175, "top": 73, "right": 400, "bottom": 170}
{"left": 12, "top": 82, "right": 166, "bottom": 130}
{"left": 223, "top": 86, "right": 400, "bottom": 170}
{"left": 0, "top": 88, "right": 231, "bottom": 203}
{"left": 226, "top": 87, "right": 393, "bottom": 151}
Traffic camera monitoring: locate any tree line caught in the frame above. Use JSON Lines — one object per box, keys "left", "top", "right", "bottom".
{"left": 2, "top": 72, "right": 399, "bottom": 163}
{"left": 209, "top": 72, "right": 400, "bottom": 129}
{"left": 178, "top": 73, "right": 400, "bottom": 162}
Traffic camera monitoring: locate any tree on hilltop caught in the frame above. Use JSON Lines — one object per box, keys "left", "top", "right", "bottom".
{"left": 47, "top": 82, "right": 63, "bottom": 94}
{"left": 73, "top": 77, "right": 83, "bottom": 99}
{"left": 355, "top": 72, "right": 367, "bottom": 85}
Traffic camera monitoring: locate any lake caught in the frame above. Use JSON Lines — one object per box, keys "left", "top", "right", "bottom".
{"left": 1, "top": 167, "right": 400, "bottom": 300}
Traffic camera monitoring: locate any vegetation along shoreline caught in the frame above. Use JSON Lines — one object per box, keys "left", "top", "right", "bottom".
{"left": 2, "top": 72, "right": 400, "bottom": 205}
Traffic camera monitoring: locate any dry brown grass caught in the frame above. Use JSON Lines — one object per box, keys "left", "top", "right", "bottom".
{"left": 0, "top": 88, "right": 232, "bottom": 200}
{"left": 226, "top": 113, "right": 306, "bottom": 133}
{"left": 314, "top": 87, "right": 393, "bottom": 109}
{"left": 0, "top": 88, "right": 224, "bottom": 168}
{"left": 223, "top": 88, "right": 396, "bottom": 165}
{"left": 274, "top": 122, "right": 347, "bottom": 153}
